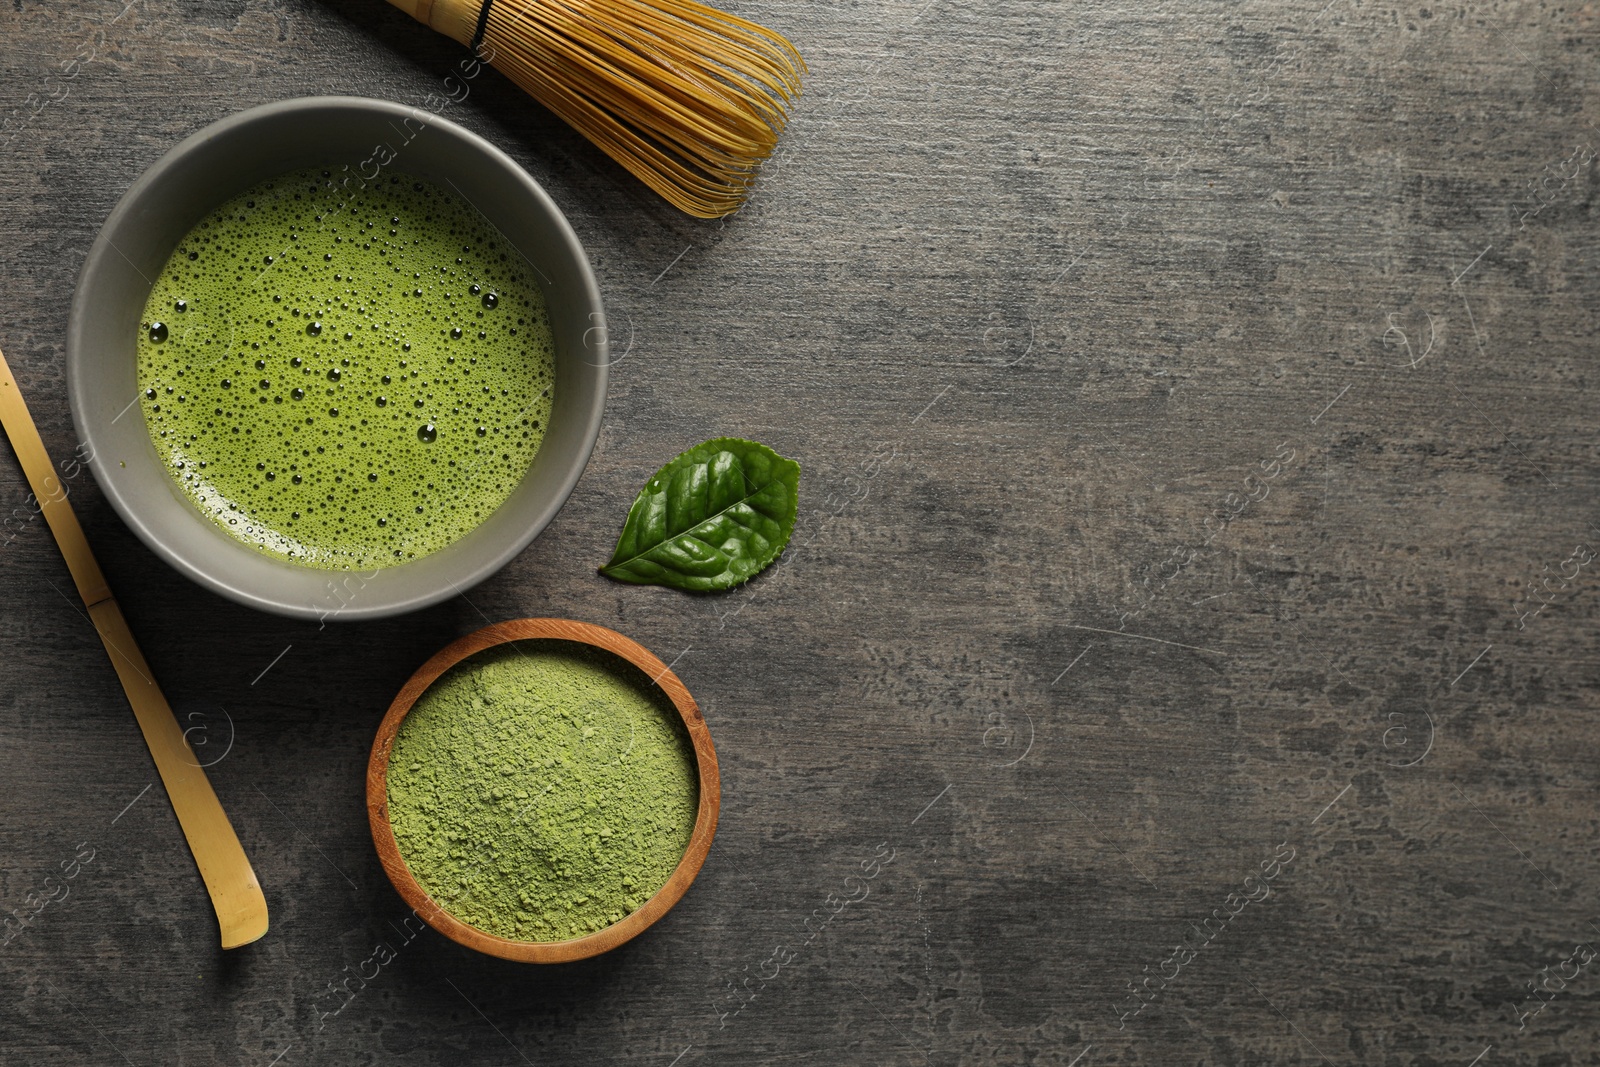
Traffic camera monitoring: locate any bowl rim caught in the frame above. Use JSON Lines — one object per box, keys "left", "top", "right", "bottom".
{"left": 366, "top": 617, "right": 720, "bottom": 963}
{"left": 66, "top": 96, "right": 608, "bottom": 620}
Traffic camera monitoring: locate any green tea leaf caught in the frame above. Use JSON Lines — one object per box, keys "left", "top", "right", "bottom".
{"left": 600, "top": 437, "right": 801, "bottom": 592}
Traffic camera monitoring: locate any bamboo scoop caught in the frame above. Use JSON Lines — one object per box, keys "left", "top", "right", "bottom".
{"left": 0, "top": 345, "right": 268, "bottom": 950}
{"left": 385, "top": 0, "right": 804, "bottom": 218}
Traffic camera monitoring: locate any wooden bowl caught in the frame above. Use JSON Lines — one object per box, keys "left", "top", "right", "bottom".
{"left": 366, "top": 618, "right": 719, "bottom": 963}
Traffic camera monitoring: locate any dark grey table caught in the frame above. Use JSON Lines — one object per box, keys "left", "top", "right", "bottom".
{"left": 2, "top": 0, "right": 1597, "bottom": 1063}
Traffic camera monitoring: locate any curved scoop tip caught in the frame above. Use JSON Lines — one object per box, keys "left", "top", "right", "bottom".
{"left": 220, "top": 904, "right": 269, "bottom": 950}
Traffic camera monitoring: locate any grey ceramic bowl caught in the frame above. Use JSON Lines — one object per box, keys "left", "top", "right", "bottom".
{"left": 67, "top": 97, "right": 607, "bottom": 621}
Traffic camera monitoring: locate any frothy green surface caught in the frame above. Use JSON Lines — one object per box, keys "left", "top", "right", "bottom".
{"left": 136, "top": 168, "right": 555, "bottom": 570}
{"left": 386, "top": 640, "right": 699, "bottom": 942}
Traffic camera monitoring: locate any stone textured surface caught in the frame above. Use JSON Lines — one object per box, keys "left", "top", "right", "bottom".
{"left": 1, "top": 0, "right": 1598, "bottom": 1063}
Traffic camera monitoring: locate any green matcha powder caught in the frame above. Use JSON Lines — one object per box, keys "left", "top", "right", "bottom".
{"left": 387, "top": 641, "right": 699, "bottom": 942}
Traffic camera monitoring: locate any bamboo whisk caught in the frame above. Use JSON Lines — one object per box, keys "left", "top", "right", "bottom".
{"left": 386, "top": 0, "right": 804, "bottom": 217}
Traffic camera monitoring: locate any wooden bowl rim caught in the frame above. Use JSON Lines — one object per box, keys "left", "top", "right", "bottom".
{"left": 366, "top": 617, "right": 720, "bottom": 963}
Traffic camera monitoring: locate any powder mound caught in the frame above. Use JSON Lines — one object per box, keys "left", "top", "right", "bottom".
{"left": 387, "top": 640, "right": 698, "bottom": 942}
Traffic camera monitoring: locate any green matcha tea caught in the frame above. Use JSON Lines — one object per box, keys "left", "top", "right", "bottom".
{"left": 136, "top": 168, "right": 555, "bottom": 570}
{"left": 386, "top": 641, "right": 699, "bottom": 942}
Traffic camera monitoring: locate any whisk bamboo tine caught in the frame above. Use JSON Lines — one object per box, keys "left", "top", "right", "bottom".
{"left": 385, "top": 0, "right": 803, "bottom": 217}
{"left": 514, "top": 18, "right": 775, "bottom": 148}
{"left": 484, "top": 6, "right": 787, "bottom": 206}
{"left": 489, "top": 17, "right": 780, "bottom": 206}
{"left": 628, "top": 0, "right": 804, "bottom": 85}
{"left": 506, "top": 7, "right": 786, "bottom": 146}
{"left": 549, "top": 54, "right": 774, "bottom": 159}
{"left": 526, "top": 0, "right": 802, "bottom": 96}
{"left": 544, "top": 13, "right": 789, "bottom": 125}
{"left": 524, "top": 65, "right": 759, "bottom": 214}
{"left": 586, "top": 0, "right": 803, "bottom": 96}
